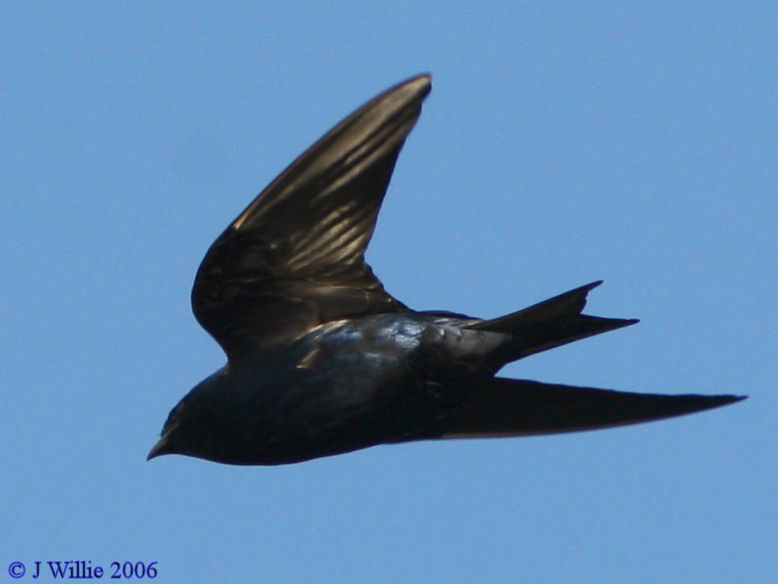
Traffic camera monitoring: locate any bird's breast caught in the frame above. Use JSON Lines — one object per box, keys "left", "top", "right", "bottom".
{"left": 217, "top": 313, "right": 488, "bottom": 463}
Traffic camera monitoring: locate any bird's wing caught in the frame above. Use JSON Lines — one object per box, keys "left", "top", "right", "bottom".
{"left": 192, "top": 75, "right": 431, "bottom": 361}
{"left": 446, "top": 379, "right": 744, "bottom": 437}
{"left": 392, "top": 378, "right": 745, "bottom": 441}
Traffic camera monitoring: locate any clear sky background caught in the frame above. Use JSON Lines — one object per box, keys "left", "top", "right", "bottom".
{"left": 3, "top": 3, "right": 776, "bottom": 583}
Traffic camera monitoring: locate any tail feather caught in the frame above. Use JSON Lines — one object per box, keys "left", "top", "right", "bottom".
{"left": 411, "top": 378, "right": 746, "bottom": 440}
{"left": 468, "top": 281, "right": 604, "bottom": 331}
{"left": 468, "top": 281, "right": 638, "bottom": 366}
{"left": 387, "top": 282, "right": 746, "bottom": 444}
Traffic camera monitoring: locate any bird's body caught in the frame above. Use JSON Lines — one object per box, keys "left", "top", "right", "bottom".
{"left": 148, "top": 74, "right": 743, "bottom": 466}
{"left": 173, "top": 313, "right": 481, "bottom": 465}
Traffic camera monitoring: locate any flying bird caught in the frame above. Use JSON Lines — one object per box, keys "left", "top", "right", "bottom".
{"left": 148, "top": 74, "right": 743, "bottom": 465}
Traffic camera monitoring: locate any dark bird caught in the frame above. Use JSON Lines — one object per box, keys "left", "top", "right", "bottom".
{"left": 148, "top": 74, "right": 744, "bottom": 465}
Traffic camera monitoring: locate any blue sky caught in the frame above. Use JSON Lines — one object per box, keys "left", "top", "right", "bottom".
{"left": 3, "top": 3, "right": 776, "bottom": 582}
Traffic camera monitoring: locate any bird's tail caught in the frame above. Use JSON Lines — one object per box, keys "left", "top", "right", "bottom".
{"left": 388, "top": 281, "right": 746, "bottom": 442}
{"left": 399, "top": 378, "right": 745, "bottom": 440}
{"left": 467, "top": 281, "right": 638, "bottom": 368}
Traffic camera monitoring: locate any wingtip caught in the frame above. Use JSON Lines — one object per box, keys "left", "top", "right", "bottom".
{"left": 677, "top": 392, "right": 748, "bottom": 415}
{"left": 406, "top": 72, "right": 432, "bottom": 85}
{"left": 392, "top": 73, "right": 432, "bottom": 101}
{"left": 411, "top": 71, "right": 432, "bottom": 82}
{"left": 721, "top": 394, "right": 748, "bottom": 405}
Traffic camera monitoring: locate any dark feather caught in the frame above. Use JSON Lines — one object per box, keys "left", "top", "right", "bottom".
{"left": 192, "top": 75, "right": 430, "bottom": 360}
{"left": 401, "top": 378, "right": 746, "bottom": 440}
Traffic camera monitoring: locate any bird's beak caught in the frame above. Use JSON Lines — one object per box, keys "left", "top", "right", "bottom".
{"left": 146, "top": 437, "right": 170, "bottom": 461}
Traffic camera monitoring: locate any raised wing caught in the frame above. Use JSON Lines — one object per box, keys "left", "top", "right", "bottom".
{"left": 192, "top": 75, "right": 431, "bottom": 361}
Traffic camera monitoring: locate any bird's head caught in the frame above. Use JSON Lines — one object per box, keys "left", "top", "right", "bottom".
{"left": 147, "top": 369, "right": 234, "bottom": 463}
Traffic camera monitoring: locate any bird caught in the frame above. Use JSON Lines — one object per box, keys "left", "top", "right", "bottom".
{"left": 147, "top": 74, "right": 744, "bottom": 465}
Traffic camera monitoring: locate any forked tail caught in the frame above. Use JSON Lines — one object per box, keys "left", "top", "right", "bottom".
{"left": 467, "top": 281, "right": 638, "bottom": 367}
{"left": 393, "top": 281, "right": 746, "bottom": 441}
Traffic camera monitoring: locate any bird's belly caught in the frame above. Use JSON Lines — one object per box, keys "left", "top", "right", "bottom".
{"left": 231, "top": 316, "right": 457, "bottom": 463}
